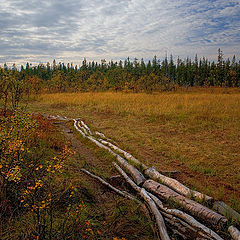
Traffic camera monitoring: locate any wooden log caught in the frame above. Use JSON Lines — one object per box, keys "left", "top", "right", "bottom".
{"left": 86, "top": 135, "right": 146, "bottom": 186}
{"left": 77, "top": 121, "right": 88, "bottom": 135}
{"left": 213, "top": 201, "right": 240, "bottom": 224}
{"left": 162, "top": 212, "right": 198, "bottom": 240}
{"left": 114, "top": 162, "right": 212, "bottom": 239}
{"left": 143, "top": 180, "right": 228, "bottom": 229}
{"left": 87, "top": 136, "right": 116, "bottom": 154}
{"left": 95, "top": 131, "right": 116, "bottom": 144}
{"left": 80, "top": 120, "right": 93, "bottom": 135}
{"left": 113, "top": 162, "right": 141, "bottom": 192}
{"left": 95, "top": 131, "right": 106, "bottom": 138}
{"left": 115, "top": 155, "right": 146, "bottom": 186}
{"left": 113, "top": 163, "right": 170, "bottom": 240}
{"left": 145, "top": 166, "right": 214, "bottom": 205}
{"left": 80, "top": 168, "right": 140, "bottom": 204}
{"left": 148, "top": 193, "right": 223, "bottom": 240}
{"left": 228, "top": 226, "right": 240, "bottom": 240}
{"left": 98, "top": 138, "right": 148, "bottom": 170}
{"left": 73, "top": 119, "right": 86, "bottom": 137}
{"left": 140, "top": 188, "right": 171, "bottom": 240}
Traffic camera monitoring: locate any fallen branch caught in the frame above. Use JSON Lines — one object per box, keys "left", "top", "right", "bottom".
{"left": 80, "top": 168, "right": 140, "bottom": 204}
{"left": 141, "top": 188, "right": 171, "bottom": 240}
{"left": 95, "top": 131, "right": 116, "bottom": 143}
{"left": 114, "top": 162, "right": 222, "bottom": 239}
{"left": 114, "top": 163, "right": 219, "bottom": 239}
{"left": 145, "top": 167, "right": 214, "bottom": 205}
{"left": 162, "top": 211, "right": 198, "bottom": 240}
{"left": 113, "top": 162, "right": 170, "bottom": 240}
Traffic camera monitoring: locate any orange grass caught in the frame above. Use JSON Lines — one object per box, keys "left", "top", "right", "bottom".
{"left": 29, "top": 88, "right": 240, "bottom": 210}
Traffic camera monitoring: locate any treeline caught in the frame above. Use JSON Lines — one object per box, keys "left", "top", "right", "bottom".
{"left": 1, "top": 49, "right": 240, "bottom": 96}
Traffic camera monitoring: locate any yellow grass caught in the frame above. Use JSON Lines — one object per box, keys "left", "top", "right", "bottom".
{"left": 29, "top": 88, "right": 240, "bottom": 210}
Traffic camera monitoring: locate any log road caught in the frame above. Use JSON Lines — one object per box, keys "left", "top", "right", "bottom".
{"left": 44, "top": 114, "right": 240, "bottom": 240}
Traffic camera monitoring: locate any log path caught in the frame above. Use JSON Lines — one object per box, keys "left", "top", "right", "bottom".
{"left": 45, "top": 114, "right": 240, "bottom": 240}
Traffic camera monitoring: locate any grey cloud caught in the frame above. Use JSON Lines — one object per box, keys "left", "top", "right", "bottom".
{"left": 0, "top": 0, "right": 239, "bottom": 65}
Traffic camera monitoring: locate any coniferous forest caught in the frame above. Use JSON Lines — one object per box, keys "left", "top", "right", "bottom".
{"left": 0, "top": 49, "right": 240, "bottom": 102}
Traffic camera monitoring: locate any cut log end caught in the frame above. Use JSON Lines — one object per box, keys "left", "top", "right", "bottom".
{"left": 228, "top": 225, "right": 240, "bottom": 240}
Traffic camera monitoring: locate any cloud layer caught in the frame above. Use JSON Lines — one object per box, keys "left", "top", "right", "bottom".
{"left": 0, "top": 0, "right": 239, "bottom": 65}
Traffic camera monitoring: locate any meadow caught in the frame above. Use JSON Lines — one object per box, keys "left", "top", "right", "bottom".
{"left": 29, "top": 88, "right": 240, "bottom": 211}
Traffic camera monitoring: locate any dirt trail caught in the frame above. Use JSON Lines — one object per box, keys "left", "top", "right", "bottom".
{"left": 56, "top": 121, "right": 154, "bottom": 240}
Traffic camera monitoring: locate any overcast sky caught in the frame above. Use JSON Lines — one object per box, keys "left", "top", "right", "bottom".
{"left": 0, "top": 0, "right": 239, "bottom": 66}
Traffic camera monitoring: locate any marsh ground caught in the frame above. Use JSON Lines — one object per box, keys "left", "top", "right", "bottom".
{"left": 28, "top": 88, "right": 240, "bottom": 211}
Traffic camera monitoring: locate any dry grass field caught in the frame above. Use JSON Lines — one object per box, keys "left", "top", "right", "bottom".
{"left": 29, "top": 88, "right": 240, "bottom": 211}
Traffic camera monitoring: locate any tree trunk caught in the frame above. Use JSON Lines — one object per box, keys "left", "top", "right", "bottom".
{"left": 143, "top": 180, "right": 227, "bottom": 229}
{"left": 145, "top": 167, "right": 213, "bottom": 205}
{"left": 213, "top": 201, "right": 240, "bottom": 224}
{"left": 115, "top": 155, "right": 146, "bottom": 186}
{"left": 140, "top": 188, "right": 171, "bottom": 240}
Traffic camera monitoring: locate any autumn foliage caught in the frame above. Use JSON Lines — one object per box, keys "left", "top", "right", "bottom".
{"left": 0, "top": 111, "right": 102, "bottom": 239}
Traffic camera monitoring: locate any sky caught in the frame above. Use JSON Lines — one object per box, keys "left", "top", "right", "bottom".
{"left": 0, "top": 0, "right": 240, "bottom": 66}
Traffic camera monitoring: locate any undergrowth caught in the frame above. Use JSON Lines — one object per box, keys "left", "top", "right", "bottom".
{"left": 0, "top": 110, "right": 102, "bottom": 239}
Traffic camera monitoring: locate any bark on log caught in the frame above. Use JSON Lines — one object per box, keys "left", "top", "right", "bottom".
{"left": 114, "top": 163, "right": 221, "bottom": 240}
{"left": 73, "top": 119, "right": 86, "bottom": 137}
{"left": 140, "top": 188, "right": 171, "bottom": 240}
{"left": 113, "top": 162, "right": 141, "bottom": 192}
{"left": 77, "top": 121, "right": 88, "bottom": 135}
{"left": 99, "top": 138, "right": 148, "bottom": 170}
{"left": 115, "top": 155, "right": 146, "bottom": 186}
{"left": 143, "top": 180, "right": 228, "bottom": 229}
{"left": 113, "top": 163, "right": 170, "bottom": 240}
{"left": 95, "top": 131, "right": 106, "bottom": 138}
{"left": 162, "top": 212, "right": 198, "bottom": 240}
{"left": 213, "top": 201, "right": 240, "bottom": 224}
{"left": 80, "top": 168, "right": 140, "bottom": 204}
{"left": 95, "top": 131, "right": 116, "bottom": 143}
{"left": 87, "top": 136, "right": 116, "bottom": 154}
{"left": 145, "top": 167, "right": 214, "bottom": 205}
{"left": 148, "top": 193, "right": 223, "bottom": 240}
{"left": 228, "top": 226, "right": 240, "bottom": 240}
{"left": 80, "top": 120, "right": 93, "bottom": 135}
{"left": 85, "top": 135, "right": 146, "bottom": 186}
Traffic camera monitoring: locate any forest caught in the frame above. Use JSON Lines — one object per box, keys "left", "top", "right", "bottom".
{"left": 0, "top": 49, "right": 240, "bottom": 101}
